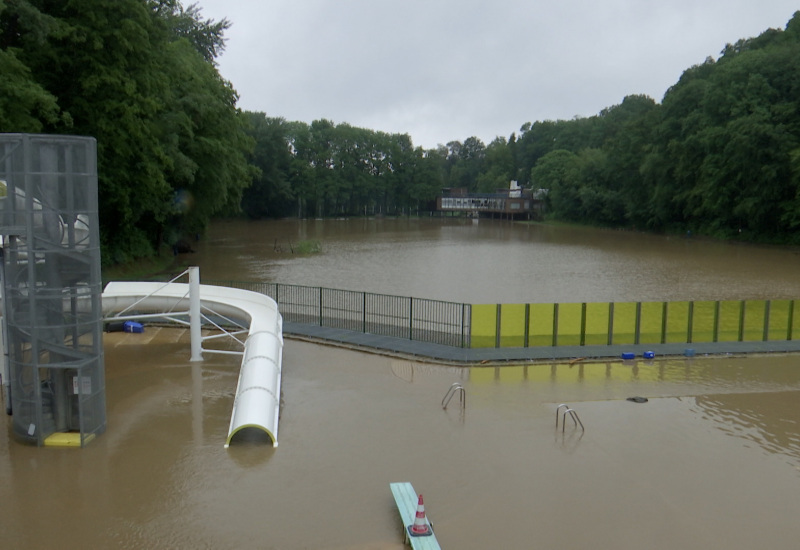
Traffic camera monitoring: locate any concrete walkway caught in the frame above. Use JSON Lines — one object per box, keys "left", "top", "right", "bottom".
{"left": 284, "top": 322, "right": 800, "bottom": 364}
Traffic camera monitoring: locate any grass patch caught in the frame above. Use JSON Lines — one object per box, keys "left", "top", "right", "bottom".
{"left": 293, "top": 239, "right": 322, "bottom": 254}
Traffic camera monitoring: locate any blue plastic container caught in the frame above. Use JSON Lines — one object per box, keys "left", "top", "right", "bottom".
{"left": 643, "top": 351, "right": 655, "bottom": 359}
{"left": 621, "top": 352, "right": 636, "bottom": 360}
{"left": 123, "top": 321, "right": 144, "bottom": 333}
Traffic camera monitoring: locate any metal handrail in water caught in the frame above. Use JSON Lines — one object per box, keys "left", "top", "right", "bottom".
{"left": 555, "top": 403, "right": 569, "bottom": 427}
{"left": 555, "top": 403, "right": 585, "bottom": 433}
{"left": 442, "top": 382, "right": 466, "bottom": 411}
{"left": 561, "top": 409, "right": 584, "bottom": 433}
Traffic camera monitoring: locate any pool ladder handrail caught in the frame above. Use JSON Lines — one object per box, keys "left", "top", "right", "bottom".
{"left": 442, "top": 382, "right": 466, "bottom": 411}
{"left": 555, "top": 403, "right": 585, "bottom": 433}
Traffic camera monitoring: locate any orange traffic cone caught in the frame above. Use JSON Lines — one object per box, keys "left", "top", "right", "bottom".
{"left": 407, "top": 494, "right": 433, "bottom": 537}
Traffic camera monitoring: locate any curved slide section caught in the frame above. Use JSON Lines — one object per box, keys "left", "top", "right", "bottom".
{"left": 102, "top": 281, "right": 283, "bottom": 447}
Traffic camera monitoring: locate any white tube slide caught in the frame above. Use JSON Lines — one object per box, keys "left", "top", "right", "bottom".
{"left": 102, "top": 281, "right": 283, "bottom": 447}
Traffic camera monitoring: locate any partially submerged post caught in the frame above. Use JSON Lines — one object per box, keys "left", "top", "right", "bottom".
{"left": 189, "top": 266, "right": 202, "bottom": 361}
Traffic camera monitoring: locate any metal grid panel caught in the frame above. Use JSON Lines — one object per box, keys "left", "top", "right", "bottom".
{"left": 411, "top": 298, "right": 470, "bottom": 347}
{"left": 365, "top": 293, "right": 410, "bottom": 339}
{"left": 320, "top": 287, "right": 363, "bottom": 331}
{"left": 0, "top": 134, "right": 105, "bottom": 447}
{"left": 275, "top": 284, "right": 321, "bottom": 325}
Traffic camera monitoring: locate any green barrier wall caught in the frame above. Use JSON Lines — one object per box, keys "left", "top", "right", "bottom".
{"left": 471, "top": 303, "right": 497, "bottom": 348}
{"left": 611, "top": 302, "right": 637, "bottom": 345}
{"left": 585, "top": 303, "right": 610, "bottom": 346}
{"left": 529, "top": 304, "right": 555, "bottom": 347}
{"left": 471, "top": 299, "right": 799, "bottom": 349}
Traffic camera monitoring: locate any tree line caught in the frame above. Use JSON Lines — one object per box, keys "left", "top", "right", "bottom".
{"left": 2, "top": 3, "right": 800, "bottom": 266}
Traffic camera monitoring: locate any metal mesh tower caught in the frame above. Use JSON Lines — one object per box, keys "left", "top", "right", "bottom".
{"left": 0, "top": 133, "right": 105, "bottom": 447}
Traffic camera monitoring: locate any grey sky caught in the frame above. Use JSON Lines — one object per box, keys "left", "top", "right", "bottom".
{"left": 195, "top": 1, "right": 799, "bottom": 149}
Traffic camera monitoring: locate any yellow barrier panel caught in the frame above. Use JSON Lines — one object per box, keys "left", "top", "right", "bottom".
{"left": 584, "top": 302, "right": 609, "bottom": 345}
{"left": 471, "top": 298, "right": 799, "bottom": 350}
{"left": 639, "top": 301, "right": 665, "bottom": 344}
{"left": 665, "top": 301, "right": 689, "bottom": 343}
{"left": 529, "top": 303, "right": 555, "bottom": 347}
{"left": 556, "top": 303, "right": 583, "bottom": 346}
{"left": 499, "top": 304, "right": 527, "bottom": 347}
{"left": 611, "top": 302, "right": 637, "bottom": 344}
{"left": 743, "top": 300, "right": 766, "bottom": 342}
{"left": 691, "top": 301, "right": 717, "bottom": 343}
{"left": 717, "top": 300, "right": 742, "bottom": 342}
{"left": 470, "top": 304, "right": 497, "bottom": 348}
{"left": 768, "top": 300, "right": 791, "bottom": 341}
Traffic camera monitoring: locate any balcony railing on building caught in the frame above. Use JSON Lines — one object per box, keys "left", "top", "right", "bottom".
{"left": 436, "top": 181, "right": 546, "bottom": 219}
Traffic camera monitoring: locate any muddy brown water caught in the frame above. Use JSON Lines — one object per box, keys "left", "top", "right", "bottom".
{"left": 190, "top": 218, "right": 800, "bottom": 303}
{"left": 3, "top": 219, "right": 800, "bottom": 549}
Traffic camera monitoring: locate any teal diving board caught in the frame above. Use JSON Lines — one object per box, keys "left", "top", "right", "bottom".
{"left": 390, "top": 482, "right": 442, "bottom": 549}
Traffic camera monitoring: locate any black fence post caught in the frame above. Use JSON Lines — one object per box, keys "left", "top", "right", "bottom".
{"left": 524, "top": 303, "right": 530, "bottom": 348}
{"left": 409, "top": 297, "right": 413, "bottom": 340}
{"left": 495, "top": 304, "right": 502, "bottom": 348}
{"left": 462, "top": 303, "right": 468, "bottom": 348}
{"left": 580, "top": 303, "right": 587, "bottom": 346}
{"left": 319, "top": 287, "right": 323, "bottom": 327}
{"left": 552, "top": 303, "right": 559, "bottom": 347}
{"left": 738, "top": 300, "right": 746, "bottom": 341}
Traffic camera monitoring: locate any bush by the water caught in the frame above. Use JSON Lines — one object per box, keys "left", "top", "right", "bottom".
{"left": 294, "top": 240, "right": 322, "bottom": 254}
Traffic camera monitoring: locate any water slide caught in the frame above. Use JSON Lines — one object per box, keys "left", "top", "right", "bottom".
{"left": 101, "top": 277, "right": 283, "bottom": 447}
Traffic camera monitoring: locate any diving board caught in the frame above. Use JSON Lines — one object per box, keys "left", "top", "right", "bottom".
{"left": 102, "top": 269, "right": 283, "bottom": 447}
{"left": 390, "top": 482, "right": 441, "bottom": 549}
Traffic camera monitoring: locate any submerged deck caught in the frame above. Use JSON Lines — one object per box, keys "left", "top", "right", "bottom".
{"left": 284, "top": 321, "right": 800, "bottom": 363}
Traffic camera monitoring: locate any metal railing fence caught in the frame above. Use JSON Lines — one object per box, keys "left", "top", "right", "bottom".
{"left": 204, "top": 279, "right": 471, "bottom": 348}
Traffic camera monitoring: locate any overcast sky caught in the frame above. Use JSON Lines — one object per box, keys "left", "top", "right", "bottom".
{"left": 194, "top": 1, "right": 799, "bottom": 150}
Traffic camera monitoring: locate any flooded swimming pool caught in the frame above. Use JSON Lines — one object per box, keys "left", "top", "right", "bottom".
{"left": 3, "top": 327, "right": 800, "bottom": 549}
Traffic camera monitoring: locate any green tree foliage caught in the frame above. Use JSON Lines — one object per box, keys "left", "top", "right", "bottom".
{"left": 0, "top": 47, "right": 61, "bottom": 131}
{"left": 532, "top": 150, "right": 581, "bottom": 218}
{"left": 0, "top": 0, "right": 252, "bottom": 262}
{"left": 0, "top": 1, "right": 67, "bottom": 131}
{"left": 442, "top": 137, "right": 486, "bottom": 191}
{"left": 519, "top": 12, "right": 800, "bottom": 242}
{"left": 241, "top": 114, "right": 294, "bottom": 218}
{"left": 642, "top": 12, "right": 800, "bottom": 240}
{"left": 241, "top": 117, "right": 443, "bottom": 218}
{"left": 476, "top": 136, "right": 514, "bottom": 192}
